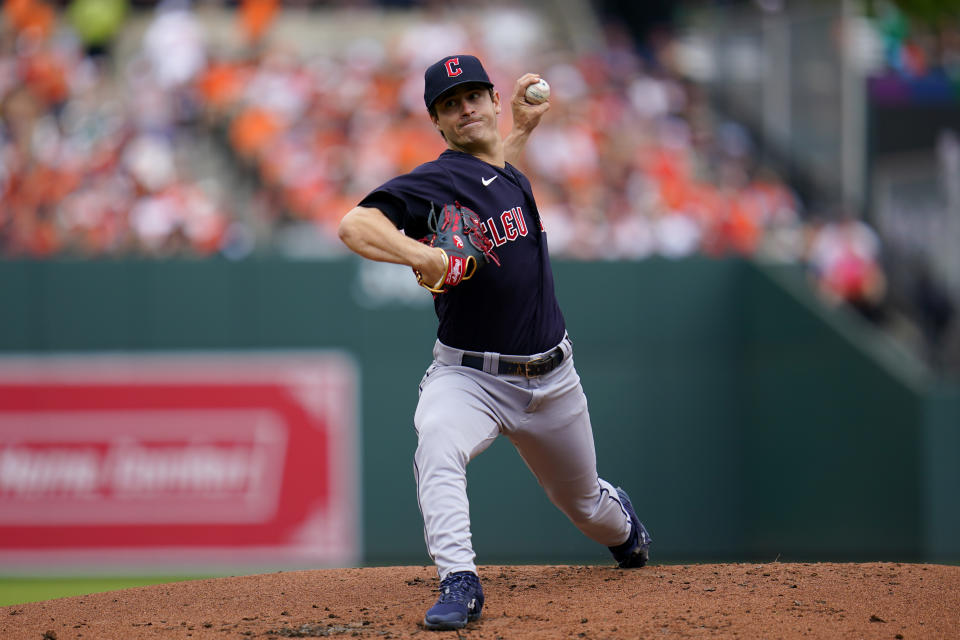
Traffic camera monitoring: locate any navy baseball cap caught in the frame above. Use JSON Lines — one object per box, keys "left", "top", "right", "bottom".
{"left": 423, "top": 54, "right": 494, "bottom": 110}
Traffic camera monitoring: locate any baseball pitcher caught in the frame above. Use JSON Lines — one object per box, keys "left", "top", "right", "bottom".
{"left": 337, "top": 54, "right": 652, "bottom": 632}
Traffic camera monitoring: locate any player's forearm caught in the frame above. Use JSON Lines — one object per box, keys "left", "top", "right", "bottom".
{"left": 504, "top": 73, "right": 550, "bottom": 166}
{"left": 338, "top": 206, "right": 440, "bottom": 274}
{"left": 503, "top": 128, "right": 532, "bottom": 166}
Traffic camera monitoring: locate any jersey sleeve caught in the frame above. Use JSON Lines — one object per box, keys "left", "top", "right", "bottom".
{"left": 357, "top": 192, "right": 407, "bottom": 228}
{"left": 357, "top": 162, "right": 453, "bottom": 240}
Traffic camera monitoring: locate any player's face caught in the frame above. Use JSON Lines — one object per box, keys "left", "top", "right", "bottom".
{"left": 430, "top": 84, "right": 501, "bottom": 153}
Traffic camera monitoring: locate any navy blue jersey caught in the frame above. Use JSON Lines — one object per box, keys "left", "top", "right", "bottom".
{"left": 359, "top": 149, "right": 566, "bottom": 355}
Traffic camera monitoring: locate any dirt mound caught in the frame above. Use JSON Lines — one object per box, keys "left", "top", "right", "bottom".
{"left": 2, "top": 563, "right": 958, "bottom": 639}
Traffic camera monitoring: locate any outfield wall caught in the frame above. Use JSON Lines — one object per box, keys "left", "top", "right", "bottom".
{"left": 0, "top": 257, "right": 956, "bottom": 570}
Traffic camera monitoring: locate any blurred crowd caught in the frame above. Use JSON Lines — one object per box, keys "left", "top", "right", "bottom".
{"left": 874, "top": 2, "right": 960, "bottom": 83}
{"left": 0, "top": 0, "right": 233, "bottom": 257}
{"left": 0, "top": 0, "right": 901, "bottom": 324}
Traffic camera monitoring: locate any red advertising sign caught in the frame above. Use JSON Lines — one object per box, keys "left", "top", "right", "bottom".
{"left": 0, "top": 353, "right": 359, "bottom": 571}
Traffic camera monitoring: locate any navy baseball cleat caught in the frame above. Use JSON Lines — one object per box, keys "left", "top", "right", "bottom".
{"left": 423, "top": 571, "right": 484, "bottom": 631}
{"left": 609, "top": 487, "right": 653, "bottom": 568}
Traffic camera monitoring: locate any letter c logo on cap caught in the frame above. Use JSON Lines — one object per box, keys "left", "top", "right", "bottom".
{"left": 445, "top": 58, "right": 462, "bottom": 78}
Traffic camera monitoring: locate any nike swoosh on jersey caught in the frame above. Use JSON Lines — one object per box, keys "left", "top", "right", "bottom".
{"left": 481, "top": 175, "right": 498, "bottom": 186}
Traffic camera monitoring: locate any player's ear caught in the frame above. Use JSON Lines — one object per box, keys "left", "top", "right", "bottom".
{"left": 492, "top": 90, "right": 501, "bottom": 114}
{"left": 429, "top": 114, "right": 446, "bottom": 140}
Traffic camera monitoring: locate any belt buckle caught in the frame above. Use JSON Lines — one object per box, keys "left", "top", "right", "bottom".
{"left": 523, "top": 354, "right": 552, "bottom": 377}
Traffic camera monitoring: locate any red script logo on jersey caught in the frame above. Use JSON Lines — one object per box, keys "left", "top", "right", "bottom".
{"left": 480, "top": 206, "right": 531, "bottom": 247}
{"left": 445, "top": 58, "right": 463, "bottom": 77}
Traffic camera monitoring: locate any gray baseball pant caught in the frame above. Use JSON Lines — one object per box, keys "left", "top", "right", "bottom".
{"left": 413, "top": 334, "right": 632, "bottom": 579}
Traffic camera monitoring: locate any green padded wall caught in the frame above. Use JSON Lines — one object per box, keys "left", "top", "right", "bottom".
{"left": 1, "top": 258, "right": 956, "bottom": 565}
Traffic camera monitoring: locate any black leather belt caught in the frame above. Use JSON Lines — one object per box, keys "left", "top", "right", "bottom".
{"left": 460, "top": 347, "right": 564, "bottom": 378}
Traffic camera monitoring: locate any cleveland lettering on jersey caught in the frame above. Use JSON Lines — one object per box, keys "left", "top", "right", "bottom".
{"left": 481, "top": 206, "right": 528, "bottom": 247}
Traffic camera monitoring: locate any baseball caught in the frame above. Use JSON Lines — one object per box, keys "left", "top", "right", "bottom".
{"left": 525, "top": 78, "right": 550, "bottom": 104}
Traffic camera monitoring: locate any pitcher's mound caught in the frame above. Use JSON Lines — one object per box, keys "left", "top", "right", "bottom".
{"left": 2, "top": 563, "right": 958, "bottom": 639}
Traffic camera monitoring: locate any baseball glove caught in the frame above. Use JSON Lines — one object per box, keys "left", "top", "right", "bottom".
{"left": 415, "top": 201, "right": 500, "bottom": 293}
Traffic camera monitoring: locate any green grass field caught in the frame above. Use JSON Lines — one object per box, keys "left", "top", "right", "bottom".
{"left": 0, "top": 577, "right": 203, "bottom": 607}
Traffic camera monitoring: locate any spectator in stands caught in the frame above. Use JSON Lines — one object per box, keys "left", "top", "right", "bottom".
{"left": 912, "top": 263, "right": 955, "bottom": 371}
{"left": 806, "top": 207, "right": 887, "bottom": 323}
